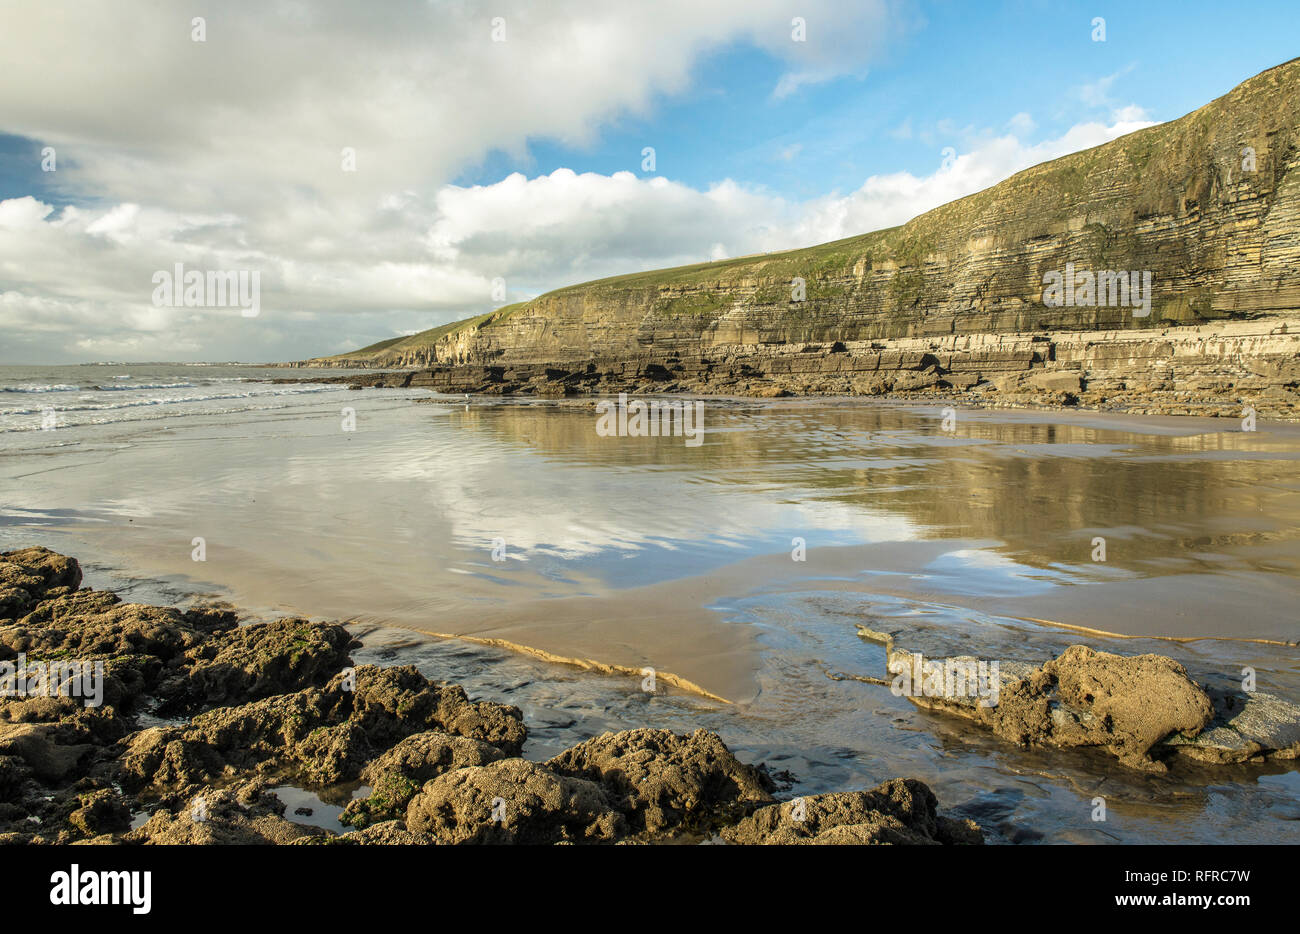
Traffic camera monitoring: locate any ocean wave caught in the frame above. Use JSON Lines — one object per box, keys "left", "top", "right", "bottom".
{"left": 82, "top": 382, "right": 196, "bottom": 391}
{"left": 0, "top": 380, "right": 202, "bottom": 394}
{"left": 0, "top": 384, "right": 82, "bottom": 393}
{"left": 0, "top": 385, "right": 331, "bottom": 425}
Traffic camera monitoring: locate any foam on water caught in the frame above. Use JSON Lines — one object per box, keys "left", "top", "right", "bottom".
{"left": 0, "top": 364, "right": 334, "bottom": 432}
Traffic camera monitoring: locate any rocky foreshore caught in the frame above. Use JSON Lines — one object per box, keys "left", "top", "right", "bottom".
{"left": 0, "top": 546, "right": 983, "bottom": 845}
{"left": 275, "top": 316, "right": 1300, "bottom": 420}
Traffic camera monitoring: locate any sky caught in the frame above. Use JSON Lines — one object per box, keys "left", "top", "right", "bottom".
{"left": 1, "top": 0, "right": 1297, "bottom": 364}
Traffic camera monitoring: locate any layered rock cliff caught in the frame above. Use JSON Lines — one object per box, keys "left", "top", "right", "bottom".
{"left": 295, "top": 59, "right": 1300, "bottom": 417}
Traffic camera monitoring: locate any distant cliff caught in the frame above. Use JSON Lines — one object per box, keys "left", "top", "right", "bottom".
{"left": 293, "top": 59, "right": 1300, "bottom": 418}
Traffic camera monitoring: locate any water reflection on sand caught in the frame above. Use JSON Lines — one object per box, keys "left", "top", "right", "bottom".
{"left": 3, "top": 386, "right": 1299, "bottom": 843}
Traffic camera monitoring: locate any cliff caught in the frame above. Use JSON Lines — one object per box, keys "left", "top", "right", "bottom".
{"left": 295, "top": 59, "right": 1300, "bottom": 417}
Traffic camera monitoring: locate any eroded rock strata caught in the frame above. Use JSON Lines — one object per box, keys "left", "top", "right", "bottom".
{"left": 288, "top": 60, "right": 1300, "bottom": 421}
{"left": 284, "top": 316, "right": 1300, "bottom": 419}
{"left": 0, "top": 546, "right": 978, "bottom": 846}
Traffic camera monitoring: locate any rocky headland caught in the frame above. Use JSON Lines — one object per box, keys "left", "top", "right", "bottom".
{"left": 284, "top": 59, "right": 1300, "bottom": 421}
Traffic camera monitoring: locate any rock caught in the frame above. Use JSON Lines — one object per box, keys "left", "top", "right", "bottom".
{"left": 405, "top": 758, "right": 626, "bottom": 844}
{"left": 0, "top": 723, "right": 94, "bottom": 783}
{"left": 992, "top": 373, "right": 1028, "bottom": 394}
{"left": 722, "top": 779, "right": 983, "bottom": 845}
{"left": 943, "top": 373, "right": 981, "bottom": 390}
{"left": 3, "top": 602, "right": 199, "bottom": 668}
{"left": 1027, "top": 370, "right": 1082, "bottom": 393}
{"left": 547, "top": 728, "right": 773, "bottom": 836}
{"left": 117, "top": 687, "right": 338, "bottom": 793}
{"left": 346, "top": 820, "right": 432, "bottom": 844}
{"left": 0, "top": 831, "right": 45, "bottom": 845}
{"left": 342, "top": 731, "right": 505, "bottom": 827}
{"left": 296, "top": 820, "right": 432, "bottom": 845}
{"left": 0, "top": 547, "right": 996, "bottom": 847}
{"left": 157, "top": 617, "right": 353, "bottom": 713}
{"left": 1165, "top": 686, "right": 1300, "bottom": 763}
{"left": 67, "top": 789, "right": 132, "bottom": 836}
{"left": 0, "top": 548, "right": 82, "bottom": 618}
{"left": 291, "top": 721, "right": 374, "bottom": 784}
{"left": 1041, "top": 645, "right": 1214, "bottom": 764}
{"left": 179, "top": 603, "right": 240, "bottom": 635}
{"left": 14, "top": 588, "right": 119, "bottom": 626}
{"left": 117, "top": 665, "right": 527, "bottom": 794}
{"left": 891, "top": 368, "right": 944, "bottom": 392}
{"left": 331, "top": 665, "right": 526, "bottom": 755}
{"left": 116, "top": 726, "right": 226, "bottom": 792}
{"left": 0, "top": 755, "right": 31, "bottom": 802}
{"left": 865, "top": 631, "right": 1229, "bottom": 771}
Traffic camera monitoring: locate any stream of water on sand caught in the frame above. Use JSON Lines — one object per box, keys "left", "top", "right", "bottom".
{"left": 2, "top": 364, "right": 1298, "bottom": 843}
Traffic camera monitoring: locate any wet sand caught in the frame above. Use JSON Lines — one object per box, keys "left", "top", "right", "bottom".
{"left": 5, "top": 389, "right": 1298, "bottom": 701}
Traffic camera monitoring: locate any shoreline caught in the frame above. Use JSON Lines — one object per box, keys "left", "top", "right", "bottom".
{"left": 275, "top": 315, "right": 1300, "bottom": 423}
{"left": 271, "top": 368, "right": 1300, "bottom": 425}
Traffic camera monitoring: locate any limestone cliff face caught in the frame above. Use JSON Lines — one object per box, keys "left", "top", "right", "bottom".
{"left": 304, "top": 58, "right": 1300, "bottom": 374}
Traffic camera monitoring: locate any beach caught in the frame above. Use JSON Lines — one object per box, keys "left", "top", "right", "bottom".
{"left": 2, "top": 364, "right": 1299, "bottom": 843}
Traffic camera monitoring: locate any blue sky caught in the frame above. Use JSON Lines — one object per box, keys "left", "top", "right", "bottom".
{"left": 459, "top": 1, "right": 1297, "bottom": 201}
{"left": 0, "top": 0, "right": 1296, "bottom": 363}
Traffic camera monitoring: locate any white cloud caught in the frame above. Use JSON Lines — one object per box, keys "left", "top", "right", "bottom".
{"left": 421, "top": 110, "right": 1157, "bottom": 280}
{"left": 0, "top": 1, "right": 1153, "bottom": 363}
{"left": 1, "top": 0, "right": 899, "bottom": 215}
{"left": 760, "top": 0, "right": 909, "bottom": 99}
{"left": 792, "top": 113, "right": 1156, "bottom": 243}
{"left": 1110, "top": 104, "right": 1151, "bottom": 124}
{"left": 0, "top": 105, "right": 1156, "bottom": 362}
{"left": 425, "top": 170, "right": 787, "bottom": 280}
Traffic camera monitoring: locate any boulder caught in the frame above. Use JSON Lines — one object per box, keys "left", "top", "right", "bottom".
{"left": 342, "top": 731, "right": 505, "bottom": 827}
{"left": 547, "top": 728, "right": 773, "bottom": 836}
{"left": 723, "top": 779, "right": 982, "bottom": 845}
{"left": 405, "top": 758, "right": 625, "bottom": 844}
{"left": 0, "top": 547, "right": 82, "bottom": 618}
{"left": 330, "top": 665, "right": 526, "bottom": 755}
{"left": 1027, "top": 370, "right": 1082, "bottom": 393}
